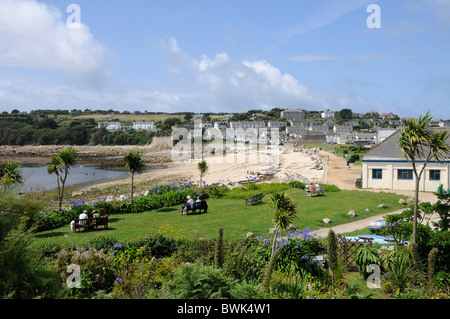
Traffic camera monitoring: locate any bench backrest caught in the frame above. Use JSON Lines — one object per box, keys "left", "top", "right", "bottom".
{"left": 74, "top": 216, "right": 108, "bottom": 223}
{"left": 254, "top": 193, "right": 263, "bottom": 199}
{"left": 193, "top": 201, "right": 208, "bottom": 209}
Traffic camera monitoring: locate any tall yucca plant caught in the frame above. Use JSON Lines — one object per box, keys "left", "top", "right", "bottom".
{"left": 327, "top": 229, "right": 339, "bottom": 296}
{"left": 269, "top": 192, "right": 297, "bottom": 256}
{"left": 124, "top": 151, "right": 146, "bottom": 203}
{"left": 398, "top": 111, "right": 450, "bottom": 244}
{"left": 47, "top": 147, "right": 78, "bottom": 211}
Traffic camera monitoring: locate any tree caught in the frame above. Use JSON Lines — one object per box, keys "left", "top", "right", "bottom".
{"left": 0, "top": 161, "right": 23, "bottom": 190}
{"left": 398, "top": 112, "right": 450, "bottom": 244}
{"left": 269, "top": 192, "right": 297, "bottom": 256}
{"left": 337, "top": 108, "right": 353, "bottom": 120}
{"left": 47, "top": 147, "right": 79, "bottom": 211}
{"left": 197, "top": 160, "right": 208, "bottom": 188}
{"left": 124, "top": 151, "right": 146, "bottom": 203}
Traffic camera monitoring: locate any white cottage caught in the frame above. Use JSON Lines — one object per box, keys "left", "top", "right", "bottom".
{"left": 362, "top": 129, "right": 450, "bottom": 192}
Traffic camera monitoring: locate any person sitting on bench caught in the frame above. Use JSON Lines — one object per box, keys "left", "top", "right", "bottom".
{"left": 79, "top": 210, "right": 89, "bottom": 227}
{"left": 182, "top": 196, "right": 194, "bottom": 214}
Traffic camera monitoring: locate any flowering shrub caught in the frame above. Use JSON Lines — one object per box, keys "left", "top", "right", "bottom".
{"left": 34, "top": 181, "right": 214, "bottom": 232}
{"left": 256, "top": 227, "right": 326, "bottom": 278}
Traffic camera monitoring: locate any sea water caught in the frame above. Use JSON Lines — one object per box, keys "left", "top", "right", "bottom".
{"left": 19, "top": 163, "right": 133, "bottom": 192}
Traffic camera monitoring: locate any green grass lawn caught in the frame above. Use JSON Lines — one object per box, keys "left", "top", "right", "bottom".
{"left": 32, "top": 188, "right": 407, "bottom": 248}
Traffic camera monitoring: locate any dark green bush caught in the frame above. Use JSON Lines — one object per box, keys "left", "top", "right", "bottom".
{"left": 323, "top": 184, "right": 341, "bottom": 192}
{"left": 349, "top": 154, "right": 360, "bottom": 163}
{"left": 132, "top": 234, "right": 180, "bottom": 258}
{"left": 288, "top": 181, "right": 306, "bottom": 189}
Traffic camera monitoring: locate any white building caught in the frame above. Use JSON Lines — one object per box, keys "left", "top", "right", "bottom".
{"left": 214, "top": 121, "right": 229, "bottom": 130}
{"left": 439, "top": 120, "right": 450, "bottom": 128}
{"left": 362, "top": 129, "right": 450, "bottom": 192}
{"left": 133, "top": 121, "right": 155, "bottom": 130}
{"left": 229, "top": 121, "right": 265, "bottom": 130}
{"left": 98, "top": 121, "right": 121, "bottom": 130}
{"left": 321, "top": 109, "right": 335, "bottom": 119}
{"left": 376, "top": 128, "right": 397, "bottom": 144}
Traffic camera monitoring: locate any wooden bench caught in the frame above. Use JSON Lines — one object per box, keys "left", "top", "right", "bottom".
{"left": 245, "top": 193, "right": 264, "bottom": 205}
{"left": 72, "top": 216, "right": 109, "bottom": 232}
{"left": 305, "top": 187, "right": 324, "bottom": 197}
{"left": 181, "top": 201, "right": 208, "bottom": 215}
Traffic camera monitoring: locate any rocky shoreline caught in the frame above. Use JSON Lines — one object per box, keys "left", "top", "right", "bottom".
{"left": 0, "top": 145, "right": 173, "bottom": 164}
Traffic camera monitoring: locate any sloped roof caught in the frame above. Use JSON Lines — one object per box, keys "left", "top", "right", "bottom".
{"left": 363, "top": 128, "right": 450, "bottom": 161}
{"left": 363, "top": 129, "right": 404, "bottom": 160}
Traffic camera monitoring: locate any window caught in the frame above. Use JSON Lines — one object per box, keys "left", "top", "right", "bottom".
{"left": 398, "top": 169, "right": 413, "bottom": 180}
{"left": 429, "top": 170, "right": 441, "bottom": 181}
{"left": 372, "top": 169, "right": 383, "bottom": 179}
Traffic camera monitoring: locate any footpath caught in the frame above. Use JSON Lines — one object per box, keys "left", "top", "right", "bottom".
{"left": 312, "top": 151, "right": 441, "bottom": 238}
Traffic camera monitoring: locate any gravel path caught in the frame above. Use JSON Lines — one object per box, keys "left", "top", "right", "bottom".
{"left": 311, "top": 153, "right": 441, "bottom": 238}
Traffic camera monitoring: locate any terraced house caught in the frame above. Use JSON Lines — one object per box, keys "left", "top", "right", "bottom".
{"left": 362, "top": 128, "right": 450, "bottom": 192}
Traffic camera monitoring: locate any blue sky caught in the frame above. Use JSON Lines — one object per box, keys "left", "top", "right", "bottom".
{"left": 0, "top": 0, "right": 449, "bottom": 119}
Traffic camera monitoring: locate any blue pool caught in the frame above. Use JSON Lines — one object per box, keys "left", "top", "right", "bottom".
{"left": 344, "top": 235, "right": 408, "bottom": 245}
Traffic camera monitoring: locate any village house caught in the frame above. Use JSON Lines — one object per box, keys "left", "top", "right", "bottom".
{"left": 267, "top": 121, "right": 287, "bottom": 128}
{"left": 298, "top": 131, "right": 326, "bottom": 144}
{"left": 98, "top": 121, "right": 121, "bottom": 130}
{"left": 132, "top": 121, "right": 155, "bottom": 130}
{"left": 213, "top": 120, "right": 228, "bottom": 130}
{"left": 285, "top": 126, "right": 304, "bottom": 137}
{"left": 439, "top": 120, "right": 450, "bottom": 128}
{"left": 229, "top": 121, "right": 265, "bottom": 130}
{"left": 321, "top": 109, "right": 335, "bottom": 119}
{"left": 280, "top": 109, "right": 306, "bottom": 120}
{"left": 289, "top": 120, "right": 321, "bottom": 130}
{"left": 333, "top": 125, "right": 353, "bottom": 134}
{"left": 361, "top": 129, "right": 450, "bottom": 192}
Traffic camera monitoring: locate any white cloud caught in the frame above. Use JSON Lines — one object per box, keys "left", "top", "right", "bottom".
{"left": 0, "top": 34, "right": 375, "bottom": 114}
{"left": 156, "top": 38, "right": 316, "bottom": 112}
{"left": 423, "top": 0, "right": 450, "bottom": 27}
{"left": 0, "top": 0, "right": 107, "bottom": 83}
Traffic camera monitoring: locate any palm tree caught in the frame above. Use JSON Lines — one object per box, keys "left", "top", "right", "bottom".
{"left": 48, "top": 147, "right": 79, "bottom": 211}
{"left": 269, "top": 192, "right": 297, "bottom": 256}
{"left": 47, "top": 155, "right": 63, "bottom": 198}
{"left": 197, "top": 160, "right": 208, "bottom": 188}
{"left": 124, "top": 151, "right": 146, "bottom": 203}
{"left": 398, "top": 111, "right": 450, "bottom": 244}
{"left": 0, "top": 161, "right": 23, "bottom": 190}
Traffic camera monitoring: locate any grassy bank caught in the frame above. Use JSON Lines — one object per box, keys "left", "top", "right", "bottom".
{"left": 32, "top": 187, "right": 407, "bottom": 247}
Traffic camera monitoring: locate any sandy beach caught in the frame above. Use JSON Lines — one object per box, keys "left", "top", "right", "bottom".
{"left": 77, "top": 145, "right": 362, "bottom": 192}
{"left": 0, "top": 143, "right": 364, "bottom": 192}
